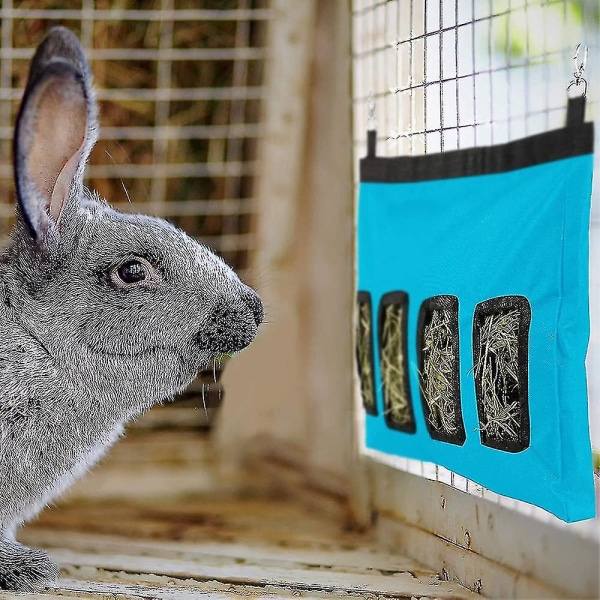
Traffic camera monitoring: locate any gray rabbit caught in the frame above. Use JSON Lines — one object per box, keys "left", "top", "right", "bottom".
{"left": 0, "top": 27, "right": 263, "bottom": 592}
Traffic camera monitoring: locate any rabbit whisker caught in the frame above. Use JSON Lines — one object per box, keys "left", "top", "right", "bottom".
{"left": 201, "top": 383, "right": 208, "bottom": 422}
{"left": 104, "top": 149, "right": 131, "bottom": 203}
{"left": 120, "top": 179, "right": 132, "bottom": 204}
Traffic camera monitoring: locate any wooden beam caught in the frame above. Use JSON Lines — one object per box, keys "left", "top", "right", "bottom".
{"left": 216, "top": 0, "right": 318, "bottom": 466}
{"left": 217, "top": 0, "right": 358, "bottom": 502}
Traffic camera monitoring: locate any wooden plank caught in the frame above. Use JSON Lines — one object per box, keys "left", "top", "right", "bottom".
{"left": 29, "top": 498, "right": 351, "bottom": 546}
{"left": 50, "top": 579, "right": 322, "bottom": 599}
{"left": 48, "top": 548, "right": 477, "bottom": 598}
{"left": 0, "top": 594, "right": 83, "bottom": 600}
{"left": 0, "top": 578, "right": 330, "bottom": 600}
{"left": 0, "top": 577, "right": 462, "bottom": 600}
{"left": 23, "top": 530, "right": 435, "bottom": 577}
{"left": 62, "top": 465, "right": 247, "bottom": 502}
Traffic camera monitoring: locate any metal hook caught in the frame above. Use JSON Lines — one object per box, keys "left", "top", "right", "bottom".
{"left": 567, "top": 77, "right": 588, "bottom": 96}
{"left": 573, "top": 43, "right": 588, "bottom": 74}
{"left": 568, "top": 43, "right": 588, "bottom": 97}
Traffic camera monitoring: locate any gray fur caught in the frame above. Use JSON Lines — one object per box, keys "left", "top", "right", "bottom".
{"left": 0, "top": 27, "right": 263, "bottom": 592}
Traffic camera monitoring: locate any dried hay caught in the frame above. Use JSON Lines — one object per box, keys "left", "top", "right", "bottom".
{"left": 421, "top": 308, "right": 459, "bottom": 435}
{"left": 357, "top": 300, "right": 376, "bottom": 413}
{"left": 474, "top": 309, "right": 521, "bottom": 442}
{"left": 380, "top": 303, "right": 413, "bottom": 427}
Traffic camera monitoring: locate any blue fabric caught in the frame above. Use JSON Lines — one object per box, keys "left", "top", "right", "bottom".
{"left": 357, "top": 154, "right": 596, "bottom": 522}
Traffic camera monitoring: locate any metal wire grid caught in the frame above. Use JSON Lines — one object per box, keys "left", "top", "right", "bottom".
{"left": 352, "top": 0, "right": 599, "bottom": 535}
{"left": 0, "top": 1, "right": 270, "bottom": 274}
{"left": 354, "top": 0, "right": 599, "bottom": 152}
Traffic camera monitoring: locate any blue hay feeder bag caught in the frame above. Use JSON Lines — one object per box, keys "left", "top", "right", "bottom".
{"left": 356, "top": 97, "right": 596, "bottom": 522}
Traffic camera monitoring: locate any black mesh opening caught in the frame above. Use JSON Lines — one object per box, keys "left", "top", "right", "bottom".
{"left": 378, "top": 291, "right": 416, "bottom": 433}
{"left": 417, "top": 295, "right": 465, "bottom": 445}
{"left": 473, "top": 296, "right": 531, "bottom": 452}
{"left": 356, "top": 291, "right": 378, "bottom": 415}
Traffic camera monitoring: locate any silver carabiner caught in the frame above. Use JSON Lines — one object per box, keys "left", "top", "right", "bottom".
{"left": 573, "top": 43, "right": 588, "bottom": 75}
{"left": 567, "top": 77, "right": 588, "bottom": 96}
{"left": 567, "top": 43, "right": 588, "bottom": 97}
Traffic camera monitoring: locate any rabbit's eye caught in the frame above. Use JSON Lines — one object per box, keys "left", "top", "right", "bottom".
{"left": 109, "top": 256, "right": 158, "bottom": 289}
{"left": 117, "top": 260, "right": 149, "bottom": 284}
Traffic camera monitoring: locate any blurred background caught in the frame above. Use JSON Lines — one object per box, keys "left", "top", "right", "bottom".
{"left": 0, "top": 0, "right": 266, "bottom": 270}
{"left": 1, "top": 1, "right": 598, "bottom": 598}
{"left": 0, "top": 0, "right": 269, "bottom": 422}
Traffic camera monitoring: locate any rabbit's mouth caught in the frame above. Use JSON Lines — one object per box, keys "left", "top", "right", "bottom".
{"left": 82, "top": 339, "right": 183, "bottom": 360}
{"left": 82, "top": 339, "right": 214, "bottom": 381}
{"left": 81, "top": 338, "right": 220, "bottom": 373}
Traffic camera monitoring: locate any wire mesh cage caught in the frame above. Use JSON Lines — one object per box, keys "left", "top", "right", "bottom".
{"left": 352, "top": 0, "right": 599, "bottom": 535}
{"left": 0, "top": 0, "right": 270, "bottom": 423}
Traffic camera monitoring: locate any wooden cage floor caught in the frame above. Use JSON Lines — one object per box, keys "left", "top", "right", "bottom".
{"left": 2, "top": 425, "right": 478, "bottom": 599}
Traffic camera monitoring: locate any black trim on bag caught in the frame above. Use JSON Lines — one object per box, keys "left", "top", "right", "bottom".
{"left": 417, "top": 295, "right": 466, "bottom": 446}
{"left": 356, "top": 291, "right": 378, "bottom": 415}
{"left": 378, "top": 291, "right": 416, "bottom": 433}
{"left": 566, "top": 96, "right": 586, "bottom": 128}
{"left": 367, "top": 129, "right": 377, "bottom": 157}
{"left": 472, "top": 296, "right": 531, "bottom": 453}
{"left": 360, "top": 122, "right": 594, "bottom": 183}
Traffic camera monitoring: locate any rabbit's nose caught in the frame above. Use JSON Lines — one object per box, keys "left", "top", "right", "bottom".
{"left": 195, "top": 289, "right": 262, "bottom": 354}
{"left": 241, "top": 286, "right": 264, "bottom": 326}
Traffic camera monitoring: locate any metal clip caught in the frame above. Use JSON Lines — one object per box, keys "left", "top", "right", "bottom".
{"left": 574, "top": 42, "right": 588, "bottom": 74}
{"left": 567, "top": 43, "right": 588, "bottom": 97}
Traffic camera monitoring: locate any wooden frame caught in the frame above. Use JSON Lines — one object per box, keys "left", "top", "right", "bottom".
{"left": 368, "top": 458, "right": 599, "bottom": 598}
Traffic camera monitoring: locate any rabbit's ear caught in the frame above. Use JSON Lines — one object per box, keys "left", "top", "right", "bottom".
{"left": 14, "top": 27, "right": 97, "bottom": 240}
